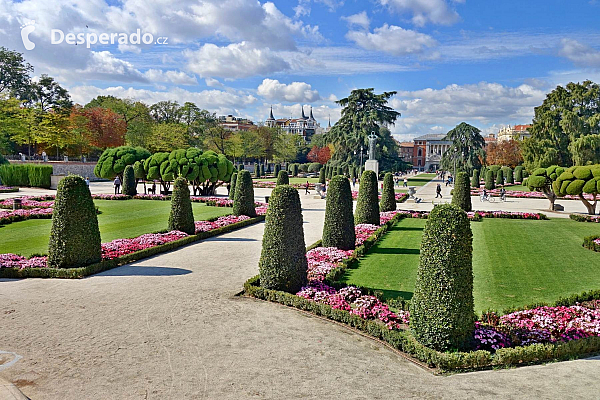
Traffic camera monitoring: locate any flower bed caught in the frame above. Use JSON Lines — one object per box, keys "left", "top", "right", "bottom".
{"left": 351, "top": 191, "right": 408, "bottom": 203}
{"left": 570, "top": 214, "right": 600, "bottom": 223}
{"left": 253, "top": 181, "right": 315, "bottom": 190}
{"left": 471, "top": 188, "right": 597, "bottom": 201}
{"left": 0, "top": 186, "right": 18, "bottom": 193}
{"left": 0, "top": 197, "right": 54, "bottom": 209}
{"left": 0, "top": 207, "right": 53, "bottom": 225}
{"left": 195, "top": 215, "right": 250, "bottom": 233}
{"left": 583, "top": 235, "right": 600, "bottom": 252}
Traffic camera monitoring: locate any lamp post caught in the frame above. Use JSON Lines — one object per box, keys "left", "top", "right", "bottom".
{"left": 360, "top": 145, "right": 364, "bottom": 170}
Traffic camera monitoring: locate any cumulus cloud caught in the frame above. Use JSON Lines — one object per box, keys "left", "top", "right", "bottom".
{"left": 184, "top": 42, "right": 290, "bottom": 79}
{"left": 378, "top": 0, "right": 463, "bottom": 26}
{"left": 346, "top": 24, "right": 437, "bottom": 56}
{"left": 257, "top": 79, "right": 320, "bottom": 102}
{"left": 205, "top": 78, "right": 224, "bottom": 88}
{"left": 143, "top": 69, "right": 197, "bottom": 85}
{"left": 341, "top": 11, "right": 370, "bottom": 30}
{"left": 559, "top": 38, "right": 600, "bottom": 68}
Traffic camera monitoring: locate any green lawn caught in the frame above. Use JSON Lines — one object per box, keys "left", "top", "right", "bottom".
{"left": 395, "top": 173, "right": 437, "bottom": 192}
{"left": 0, "top": 200, "right": 231, "bottom": 257}
{"left": 342, "top": 217, "right": 600, "bottom": 313}
{"left": 255, "top": 177, "right": 319, "bottom": 184}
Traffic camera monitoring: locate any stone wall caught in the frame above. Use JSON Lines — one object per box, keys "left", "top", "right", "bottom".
{"left": 11, "top": 161, "right": 102, "bottom": 181}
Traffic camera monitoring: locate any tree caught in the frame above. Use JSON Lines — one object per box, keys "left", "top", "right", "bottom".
{"left": 148, "top": 123, "right": 188, "bottom": 152}
{"left": 0, "top": 96, "right": 27, "bottom": 153}
{"left": 526, "top": 166, "right": 562, "bottom": 211}
{"left": 307, "top": 145, "right": 332, "bottom": 165}
{"left": 84, "top": 107, "right": 127, "bottom": 149}
{"left": 485, "top": 141, "right": 523, "bottom": 168}
{"left": 354, "top": 170, "right": 380, "bottom": 225}
{"left": 48, "top": 175, "right": 101, "bottom": 268}
{"left": 150, "top": 100, "right": 182, "bottom": 123}
{"left": 259, "top": 185, "right": 307, "bottom": 293}
{"left": 0, "top": 47, "right": 33, "bottom": 97}
{"left": 441, "top": 122, "right": 485, "bottom": 175}
{"left": 322, "top": 176, "right": 355, "bottom": 250}
{"left": 452, "top": 172, "right": 472, "bottom": 212}
{"left": 380, "top": 172, "right": 396, "bottom": 212}
{"left": 95, "top": 146, "right": 151, "bottom": 182}
{"left": 27, "top": 74, "right": 72, "bottom": 112}
{"left": 257, "top": 126, "right": 280, "bottom": 162}
{"left": 274, "top": 131, "right": 303, "bottom": 163}
{"left": 411, "top": 204, "right": 475, "bottom": 351}
{"left": 168, "top": 177, "right": 195, "bottom": 235}
{"left": 204, "top": 125, "right": 231, "bottom": 154}
{"left": 522, "top": 81, "right": 600, "bottom": 170}
{"left": 233, "top": 170, "right": 256, "bottom": 217}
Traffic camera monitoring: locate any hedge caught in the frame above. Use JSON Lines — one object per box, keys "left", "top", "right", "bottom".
{"left": 233, "top": 170, "right": 256, "bottom": 217}
{"left": 504, "top": 167, "right": 514, "bottom": 184}
{"left": 583, "top": 235, "right": 600, "bottom": 252}
{"left": 355, "top": 170, "right": 380, "bottom": 225}
{"left": 277, "top": 170, "right": 290, "bottom": 186}
{"left": 254, "top": 162, "right": 260, "bottom": 178}
{"left": 471, "top": 169, "right": 479, "bottom": 188}
{"left": 122, "top": 165, "right": 137, "bottom": 196}
{"left": 322, "top": 176, "right": 355, "bottom": 250}
{"left": 0, "top": 215, "right": 265, "bottom": 279}
{"left": 0, "top": 164, "right": 53, "bottom": 188}
{"left": 569, "top": 214, "right": 600, "bottom": 223}
{"left": 168, "top": 177, "right": 195, "bottom": 235}
{"left": 515, "top": 166, "right": 524, "bottom": 183}
{"left": 485, "top": 170, "right": 495, "bottom": 190}
{"left": 452, "top": 172, "right": 472, "bottom": 212}
{"left": 229, "top": 172, "right": 237, "bottom": 200}
{"left": 380, "top": 173, "right": 396, "bottom": 212}
{"left": 318, "top": 168, "right": 326, "bottom": 184}
{"left": 274, "top": 164, "right": 281, "bottom": 177}
{"left": 495, "top": 169, "right": 504, "bottom": 186}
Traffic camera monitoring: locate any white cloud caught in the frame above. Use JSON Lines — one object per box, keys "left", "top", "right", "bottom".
{"left": 205, "top": 78, "right": 224, "bottom": 88}
{"left": 70, "top": 51, "right": 147, "bottom": 83}
{"left": 346, "top": 24, "right": 437, "bottom": 56}
{"left": 559, "top": 38, "right": 600, "bottom": 68}
{"left": 144, "top": 69, "right": 197, "bottom": 85}
{"left": 257, "top": 79, "right": 320, "bottom": 102}
{"left": 184, "top": 42, "right": 290, "bottom": 79}
{"left": 378, "top": 0, "right": 462, "bottom": 26}
{"left": 341, "top": 11, "right": 370, "bottom": 30}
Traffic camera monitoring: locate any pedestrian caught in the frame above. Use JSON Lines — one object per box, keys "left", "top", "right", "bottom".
{"left": 227, "top": 182, "right": 231, "bottom": 195}
{"left": 84, "top": 177, "right": 90, "bottom": 186}
{"left": 436, "top": 183, "right": 442, "bottom": 198}
{"left": 113, "top": 176, "right": 121, "bottom": 194}
{"left": 352, "top": 177, "right": 356, "bottom": 188}
{"left": 151, "top": 181, "right": 156, "bottom": 195}
{"left": 305, "top": 180, "right": 310, "bottom": 195}
{"left": 403, "top": 177, "right": 408, "bottom": 187}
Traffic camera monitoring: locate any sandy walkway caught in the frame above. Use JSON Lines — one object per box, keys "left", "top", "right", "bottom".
{"left": 2, "top": 184, "right": 600, "bottom": 399}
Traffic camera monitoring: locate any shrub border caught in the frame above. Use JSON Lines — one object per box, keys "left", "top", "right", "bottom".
{"left": 0, "top": 215, "right": 265, "bottom": 279}
{"left": 583, "top": 235, "right": 600, "bottom": 252}
{"left": 570, "top": 214, "right": 600, "bottom": 223}
{"left": 0, "top": 187, "right": 19, "bottom": 193}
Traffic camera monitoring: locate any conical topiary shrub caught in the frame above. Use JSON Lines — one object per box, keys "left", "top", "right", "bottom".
{"left": 471, "top": 169, "right": 479, "bottom": 188}
{"left": 485, "top": 170, "right": 495, "bottom": 190}
{"left": 254, "top": 162, "right": 260, "bottom": 178}
{"left": 48, "top": 175, "right": 101, "bottom": 268}
{"left": 259, "top": 185, "right": 307, "bottom": 293}
{"left": 260, "top": 163, "right": 265, "bottom": 177}
{"left": 380, "top": 172, "right": 396, "bottom": 212}
{"left": 452, "top": 171, "right": 472, "bottom": 212}
{"left": 291, "top": 163, "right": 298, "bottom": 177}
{"left": 318, "top": 167, "right": 326, "bottom": 184}
{"left": 274, "top": 163, "right": 280, "bottom": 177}
{"left": 515, "top": 166, "right": 523, "bottom": 183}
{"left": 233, "top": 170, "right": 256, "bottom": 217}
{"left": 229, "top": 172, "right": 237, "bottom": 200}
{"left": 122, "top": 164, "right": 137, "bottom": 196}
{"left": 355, "top": 170, "right": 380, "bottom": 225}
{"left": 504, "top": 167, "right": 514, "bottom": 184}
{"left": 410, "top": 204, "right": 475, "bottom": 352}
{"left": 495, "top": 169, "right": 504, "bottom": 186}
{"left": 168, "top": 177, "right": 195, "bottom": 234}
{"left": 322, "top": 176, "right": 355, "bottom": 250}
{"left": 277, "top": 170, "right": 289, "bottom": 186}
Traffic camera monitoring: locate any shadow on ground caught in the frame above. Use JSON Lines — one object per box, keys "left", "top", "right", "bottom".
{"left": 96, "top": 266, "right": 192, "bottom": 276}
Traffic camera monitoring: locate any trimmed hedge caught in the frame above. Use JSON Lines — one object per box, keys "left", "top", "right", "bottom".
{"left": 380, "top": 172, "right": 397, "bottom": 212}
{"left": 495, "top": 169, "right": 504, "bottom": 186}
{"left": 274, "top": 164, "right": 281, "bottom": 177}
{"left": 411, "top": 204, "right": 475, "bottom": 352}
{"left": 48, "top": 175, "right": 102, "bottom": 268}
{"left": 452, "top": 171, "right": 472, "bottom": 212}
{"left": 322, "top": 176, "right": 355, "bottom": 250}
{"left": 504, "top": 167, "right": 514, "bottom": 184}
{"left": 583, "top": 235, "right": 600, "bottom": 252}
{"left": 233, "top": 170, "right": 256, "bottom": 217}
{"left": 355, "top": 170, "right": 380, "bottom": 225}
{"left": 291, "top": 163, "right": 299, "bottom": 177}
{"left": 259, "top": 185, "right": 307, "bottom": 293}
{"left": 569, "top": 214, "right": 600, "bottom": 223}
{"left": 122, "top": 165, "right": 137, "bottom": 196}
{"left": 277, "top": 170, "right": 290, "bottom": 186}
{"left": 254, "top": 162, "right": 260, "bottom": 178}
{"left": 260, "top": 163, "right": 265, "bottom": 177}
{"left": 0, "top": 164, "right": 53, "bottom": 188}
{"left": 319, "top": 167, "right": 326, "bottom": 184}
{"left": 471, "top": 169, "right": 479, "bottom": 188}
{"left": 229, "top": 172, "right": 237, "bottom": 200}
{"left": 168, "top": 177, "right": 195, "bottom": 235}
{"left": 515, "top": 166, "right": 524, "bottom": 182}
{"left": 484, "top": 170, "right": 495, "bottom": 190}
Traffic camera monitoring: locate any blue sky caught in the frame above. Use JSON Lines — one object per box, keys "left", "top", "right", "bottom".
{"left": 2, "top": 0, "right": 600, "bottom": 140}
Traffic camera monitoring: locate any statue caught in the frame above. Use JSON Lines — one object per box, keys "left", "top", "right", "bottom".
{"left": 367, "top": 132, "right": 378, "bottom": 160}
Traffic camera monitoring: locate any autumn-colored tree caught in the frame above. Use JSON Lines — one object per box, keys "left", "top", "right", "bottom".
{"left": 307, "top": 145, "right": 332, "bottom": 164}
{"left": 68, "top": 105, "right": 92, "bottom": 156}
{"left": 84, "top": 107, "right": 126, "bottom": 149}
{"left": 486, "top": 141, "right": 523, "bottom": 168}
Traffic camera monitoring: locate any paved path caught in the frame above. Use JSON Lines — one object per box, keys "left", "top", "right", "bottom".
{"left": 2, "top": 183, "right": 600, "bottom": 398}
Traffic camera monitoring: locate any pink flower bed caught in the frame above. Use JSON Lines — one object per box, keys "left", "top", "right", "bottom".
{"left": 91, "top": 194, "right": 130, "bottom": 200}
{"left": 0, "top": 197, "right": 54, "bottom": 209}
{"left": 351, "top": 191, "right": 408, "bottom": 202}
{"left": 472, "top": 188, "right": 597, "bottom": 201}
{"left": 0, "top": 207, "right": 53, "bottom": 224}
{"left": 355, "top": 224, "right": 379, "bottom": 245}
{"left": 194, "top": 215, "right": 251, "bottom": 233}
{"left": 306, "top": 247, "right": 354, "bottom": 281}
{"left": 101, "top": 231, "right": 189, "bottom": 259}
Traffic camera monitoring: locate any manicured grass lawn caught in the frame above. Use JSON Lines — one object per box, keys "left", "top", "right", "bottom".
{"left": 0, "top": 200, "right": 231, "bottom": 257}
{"left": 255, "top": 177, "right": 319, "bottom": 184}
{"left": 395, "top": 173, "right": 436, "bottom": 192}
{"left": 342, "top": 217, "right": 600, "bottom": 313}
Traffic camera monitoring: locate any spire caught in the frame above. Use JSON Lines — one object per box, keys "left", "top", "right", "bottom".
{"left": 328, "top": 114, "right": 331, "bottom": 128}
{"left": 268, "top": 105, "right": 274, "bottom": 120}
{"left": 309, "top": 106, "right": 314, "bottom": 120}
{"left": 301, "top": 106, "right": 306, "bottom": 119}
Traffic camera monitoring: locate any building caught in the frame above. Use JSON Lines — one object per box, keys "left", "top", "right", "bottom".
{"left": 484, "top": 133, "right": 497, "bottom": 147}
{"left": 412, "top": 134, "right": 452, "bottom": 171}
{"left": 218, "top": 115, "right": 255, "bottom": 132}
{"left": 497, "top": 124, "right": 531, "bottom": 142}
{"left": 398, "top": 142, "right": 414, "bottom": 163}
{"left": 265, "top": 106, "right": 321, "bottom": 142}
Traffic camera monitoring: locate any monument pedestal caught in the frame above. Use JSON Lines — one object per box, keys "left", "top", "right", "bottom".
{"left": 365, "top": 160, "right": 379, "bottom": 177}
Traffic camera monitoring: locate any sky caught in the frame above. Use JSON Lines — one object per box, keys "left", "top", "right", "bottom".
{"left": 2, "top": 0, "right": 600, "bottom": 141}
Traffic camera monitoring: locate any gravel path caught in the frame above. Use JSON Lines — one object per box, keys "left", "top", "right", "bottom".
{"left": 2, "top": 186, "right": 600, "bottom": 399}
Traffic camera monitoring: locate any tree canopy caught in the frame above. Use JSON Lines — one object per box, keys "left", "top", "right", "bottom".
{"left": 441, "top": 122, "right": 485, "bottom": 175}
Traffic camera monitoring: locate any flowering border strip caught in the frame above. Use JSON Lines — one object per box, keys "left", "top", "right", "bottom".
{"left": 0, "top": 208, "right": 53, "bottom": 226}
{"left": 0, "top": 186, "right": 19, "bottom": 193}
{"left": 0, "top": 215, "right": 265, "bottom": 279}
{"left": 583, "top": 235, "right": 600, "bottom": 252}
{"left": 570, "top": 214, "right": 600, "bottom": 223}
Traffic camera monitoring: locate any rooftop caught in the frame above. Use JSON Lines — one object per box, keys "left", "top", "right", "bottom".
{"left": 413, "top": 133, "right": 447, "bottom": 141}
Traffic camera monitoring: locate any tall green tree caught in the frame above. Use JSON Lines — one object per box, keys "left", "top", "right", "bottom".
{"left": 441, "top": 122, "right": 485, "bottom": 175}
{"left": 522, "top": 81, "right": 600, "bottom": 170}
{"left": 26, "top": 74, "right": 72, "bottom": 112}
{"left": 0, "top": 47, "right": 33, "bottom": 97}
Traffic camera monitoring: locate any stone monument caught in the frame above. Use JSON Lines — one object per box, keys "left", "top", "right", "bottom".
{"left": 364, "top": 132, "right": 379, "bottom": 177}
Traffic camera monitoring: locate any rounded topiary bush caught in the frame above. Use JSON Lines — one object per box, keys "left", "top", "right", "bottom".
{"left": 355, "top": 170, "right": 380, "bottom": 225}
{"left": 318, "top": 167, "right": 326, "bottom": 184}
{"left": 233, "top": 170, "right": 256, "bottom": 217}
{"left": 452, "top": 171, "right": 472, "bottom": 212}
{"left": 259, "top": 185, "right": 307, "bottom": 293}
{"left": 484, "top": 170, "right": 495, "bottom": 190}
{"left": 322, "top": 176, "right": 355, "bottom": 250}
{"left": 277, "top": 170, "right": 290, "bottom": 186}
{"left": 471, "top": 169, "right": 479, "bottom": 188}
{"left": 122, "top": 164, "right": 137, "bottom": 196}
{"left": 380, "top": 172, "right": 396, "bottom": 212}
{"left": 168, "top": 177, "right": 195, "bottom": 235}
{"left": 229, "top": 172, "right": 237, "bottom": 200}
{"left": 48, "top": 175, "right": 101, "bottom": 268}
{"left": 410, "top": 204, "right": 475, "bottom": 352}
{"left": 495, "top": 169, "right": 504, "bottom": 186}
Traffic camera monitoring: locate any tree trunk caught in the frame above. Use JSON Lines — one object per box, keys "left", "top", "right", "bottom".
{"left": 542, "top": 188, "right": 556, "bottom": 211}
{"left": 579, "top": 194, "right": 597, "bottom": 215}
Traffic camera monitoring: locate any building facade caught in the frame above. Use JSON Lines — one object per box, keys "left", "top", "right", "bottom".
{"left": 265, "top": 106, "right": 321, "bottom": 142}
{"left": 218, "top": 115, "right": 255, "bottom": 132}
{"left": 398, "top": 142, "right": 414, "bottom": 163}
{"left": 412, "top": 134, "right": 452, "bottom": 171}
{"left": 497, "top": 124, "right": 531, "bottom": 142}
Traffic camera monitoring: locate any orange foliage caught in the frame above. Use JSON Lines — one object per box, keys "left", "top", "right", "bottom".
{"left": 307, "top": 145, "right": 332, "bottom": 164}
{"left": 486, "top": 140, "right": 523, "bottom": 168}
{"left": 84, "top": 107, "right": 126, "bottom": 148}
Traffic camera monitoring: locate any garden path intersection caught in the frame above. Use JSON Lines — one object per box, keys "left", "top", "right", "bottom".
{"left": 1, "top": 183, "right": 600, "bottom": 398}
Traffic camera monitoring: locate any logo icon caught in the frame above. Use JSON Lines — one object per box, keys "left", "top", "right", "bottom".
{"left": 20, "top": 20, "right": 36, "bottom": 50}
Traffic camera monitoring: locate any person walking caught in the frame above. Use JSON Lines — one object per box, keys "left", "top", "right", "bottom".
{"left": 305, "top": 181, "right": 310, "bottom": 195}
{"left": 436, "top": 183, "right": 442, "bottom": 198}
{"left": 84, "top": 177, "right": 90, "bottom": 187}
{"left": 113, "top": 176, "right": 121, "bottom": 195}
{"left": 403, "top": 177, "right": 408, "bottom": 187}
